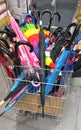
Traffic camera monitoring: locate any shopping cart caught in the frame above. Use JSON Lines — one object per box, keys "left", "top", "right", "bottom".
{"left": 0, "top": 64, "right": 72, "bottom": 119}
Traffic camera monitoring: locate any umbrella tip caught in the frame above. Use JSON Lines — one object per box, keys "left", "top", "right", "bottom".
{"left": 7, "top": 10, "right": 11, "bottom": 16}
{"left": 0, "top": 112, "right": 5, "bottom": 117}
{"left": 0, "top": 100, "right": 4, "bottom": 107}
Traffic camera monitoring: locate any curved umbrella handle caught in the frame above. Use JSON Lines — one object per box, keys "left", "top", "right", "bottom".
{"left": 40, "top": 9, "right": 52, "bottom": 30}
{"left": 0, "top": 43, "right": 12, "bottom": 58}
{"left": 53, "top": 12, "right": 61, "bottom": 22}
{"left": 54, "top": 31, "right": 65, "bottom": 43}
{"left": 40, "top": 9, "right": 52, "bottom": 19}
{"left": 64, "top": 23, "right": 77, "bottom": 38}
{"left": 56, "top": 23, "right": 77, "bottom": 43}
{"left": 15, "top": 40, "right": 34, "bottom": 57}
{"left": 0, "top": 27, "right": 16, "bottom": 41}
{"left": 0, "top": 37, "right": 10, "bottom": 49}
{"left": 47, "top": 12, "right": 61, "bottom": 30}
{"left": 66, "top": 22, "right": 81, "bottom": 50}
{"left": 5, "top": 25, "right": 16, "bottom": 40}
{"left": 52, "top": 27, "right": 63, "bottom": 38}
{"left": 0, "top": 29, "right": 7, "bottom": 34}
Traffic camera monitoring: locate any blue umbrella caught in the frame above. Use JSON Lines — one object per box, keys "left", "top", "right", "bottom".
{"left": 0, "top": 69, "right": 27, "bottom": 106}
{"left": 44, "top": 22, "right": 81, "bottom": 99}
{"left": 50, "top": 23, "right": 77, "bottom": 62}
{"left": 39, "top": 10, "right": 61, "bottom": 117}
{"left": 59, "top": 36, "right": 81, "bottom": 86}
{"left": 0, "top": 93, "right": 26, "bottom": 117}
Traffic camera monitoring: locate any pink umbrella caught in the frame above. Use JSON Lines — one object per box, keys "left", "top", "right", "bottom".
{"left": 8, "top": 11, "right": 40, "bottom": 71}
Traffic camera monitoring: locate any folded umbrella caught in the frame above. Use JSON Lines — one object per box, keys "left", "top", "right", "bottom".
{"left": 0, "top": 69, "right": 27, "bottom": 106}
{"left": 44, "top": 22, "right": 81, "bottom": 99}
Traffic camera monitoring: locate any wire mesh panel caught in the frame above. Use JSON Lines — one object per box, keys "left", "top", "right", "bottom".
{"left": 0, "top": 64, "right": 72, "bottom": 119}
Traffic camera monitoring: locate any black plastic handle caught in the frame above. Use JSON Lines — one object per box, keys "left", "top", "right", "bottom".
{"left": 52, "top": 27, "right": 63, "bottom": 38}
{"left": 66, "top": 22, "right": 81, "bottom": 49}
{"left": 0, "top": 37, "right": 10, "bottom": 48}
{"left": 48, "top": 12, "right": 61, "bottom": 30}
{"left": 15, "top": 40, "right": 34, "bottom": 57}
{"left": 0, "top": 43, "right": 12, "bottom": 58}
{"left": 58, "top": 23, "right": 77, "bottom": 46}
{"left": 0, "top": 25, "right": 16, "bottom": 41}
{"left": 53, "top": 12, "right": 61, "bottom": 22}
{"left": 5, "top": 25, "right": 16, "bottom": 39}
{"left": 40, "top": 9, "right": 52, "bottom": 19}
{"left": 40, "top": 9, "right": 52, "bottom": 30}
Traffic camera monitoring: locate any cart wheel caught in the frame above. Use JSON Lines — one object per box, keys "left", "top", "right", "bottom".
{"left": 17, "top": 110, "right": 28, "bottom": 116}
{"left": 24, "top": 111, "right": 28, "bottom": 116}
{"left": 30, "top": 112, "right": 35, "bottom": 119}
{"left": 18, "top": 109, "right": 24, "bottom": 114}
{"left": 52, "top": 115, "right": 61, "bottom": 126}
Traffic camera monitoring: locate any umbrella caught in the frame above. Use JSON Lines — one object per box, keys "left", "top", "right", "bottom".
{"left": 5, "top": 85, "right": 28, "bottom": 108}
{"left": 8, "top": 11, "right": 41, "bottom": 87}
{"left": 38, "top": 9, "right": 61, "bottom": 117}
{"left": 0, "top": 92, "right": 26, "bottom": 117}
{"left": 0, "top": 33, "right": 34, "bottom": 77}
{"left": 8, "top": 11, "right": 40, "bottom": 68}
{"left": 0, "top": 69, "right": 27, "bottom": 106}
{"left": 50, "top": 23, "right": 77, "bottom": 62}
{"left": 45, "top": 27, "right": 63, "bottom": 49}
{"left": 44, "top": 22, "right": 81, "bottom": 99}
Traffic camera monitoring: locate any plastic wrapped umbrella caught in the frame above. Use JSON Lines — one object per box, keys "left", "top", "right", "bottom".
{"left": 59, "top": 38, "right": 79, "bottom": 87}
{"left": 0, "top": 69, "right": 27, "bottom": 106}
{"left": 0, "top": 67, "right": 40, "bottom": 107}
{"left": 8, "top": 11, "right": 40, "bottom": 69}
{"left": 0, "top": 32, "right": 34, "bottom": 77}
{"left": 0, "top": 92, "right": 26, "bottom": 117}
{"left": 38, "top": 9, "right": 61, "bottom": 117}
{"left": 50, "top": 23, "right": 77, "bottom": 62}
{"left": 7, "top": 11, "right": 41, "bottom": 87}
{"left": 39, "top": 9, "right": 58, "bottom": 117}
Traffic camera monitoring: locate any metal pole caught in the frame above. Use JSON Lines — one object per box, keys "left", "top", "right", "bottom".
{"left": 26, "top": 0, "right": 31, "bottom": 13}
{"left": 17, "top": 0, "right": 20, "bottom": 8}
{"left": 26, "top": 0, "right": 28, "bottom": 13}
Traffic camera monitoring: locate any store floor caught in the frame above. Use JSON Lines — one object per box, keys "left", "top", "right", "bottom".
{"left": 0, "top": 65, "right": 81, "bottom": 130}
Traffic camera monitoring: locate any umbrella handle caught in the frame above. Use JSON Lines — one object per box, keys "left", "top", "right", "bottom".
{"left": 0, "top": 37, "right": 10, "bottom": 49}
{"left": 40, "top": 9, "right": 52, "bottom": 19}
{"left": 4, "top": 25, "right": 16, "bottom": 40}
{"left": 43, "top": 11, "right": 61, "bottom": 30}
{"left": 39, "top": 9, "right": 52, "bottom": 30}
{"left": 54, "top": 31, "right": 65, "bottom": 43}
{"left": 31, "top": 72, "right": 40, "bottom": 87}
{"left": 52, "top": 27, "right": 63, "bottom": 38}
{"left": 15, "top": 40, "right": 34, "bottom": 58}
{"left": 0, "top": 26, "right": 16, "bottom": 41}
{"left": 54, "top": 23, "right": 77, "bottom": 47}
{"left": 0, "top": 44, "right": 13, "bottom": 58}
{"left": 53, "top": 12, "right": 61, "bottom": 22}
{"left": 66, "top": 22, "right": 81, "bottom": 49}
{"left": 63, "top": 23, "right": 77, "bottom": 40}
{"left": 0, "top": 112, "right": 5, "bottom": 117}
